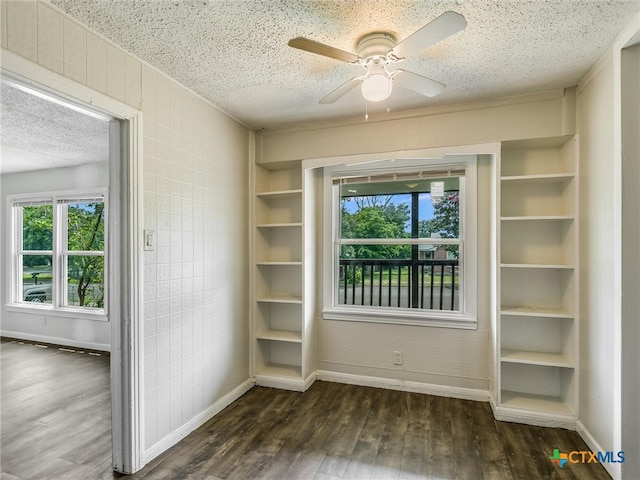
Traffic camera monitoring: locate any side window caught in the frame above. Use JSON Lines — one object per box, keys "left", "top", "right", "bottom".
{"left": 13, "top": 193, "right": 106, "bottom": 313}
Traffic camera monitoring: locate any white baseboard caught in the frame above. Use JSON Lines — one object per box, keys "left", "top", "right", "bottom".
{"left": 254, "top": 372, "right": 316, "bottom": 392}
{"left": 143, "top": 378, "right": 254, "bottom": 464}
{"left": 575, "top": 420, "right": 605, "bottom": 452}
{"left": 315, "top": 370, "right": 490, "bottom": 402}
{"left": 492, "top": 404, "right": 576, "bottom": 430}
{"left": 1, "top": 330, "right": 110, "bottom": 352}
{"left": 576, "top": 420, "right": 620, "bottom": 480}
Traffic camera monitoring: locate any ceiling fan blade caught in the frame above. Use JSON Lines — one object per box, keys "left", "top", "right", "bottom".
{"left": 394, "top": 70, "right": 445, "bottom": 97}
{"left": 319, "top": 77, "right": 363, "bottom": 104}
{"left": 390, "top": 11, "right": 467, "bottom": 59}
{"left": 288, "top": 37, "right": 360, "bottom": 63}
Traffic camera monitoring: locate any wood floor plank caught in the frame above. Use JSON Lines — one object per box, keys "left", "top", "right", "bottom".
{"left": 449, "top": 397, "right": 483, "bottom": 480}
{"left": 342, "top": 387, "right": 393, "bottom": 479}
{"left": 466, "top": 400, "right": 513, "bottom": 479}
{"left": 317, "top": 384, "right": 376, "bottom": 478}
{"left": 399, "top": 392, "right": 429, "bottom": 478}
{"left": 370, "top": 390, "right": 411, "bottom": 480}
{"left": 424, "top": 394, "right": 455, "bottom": 479}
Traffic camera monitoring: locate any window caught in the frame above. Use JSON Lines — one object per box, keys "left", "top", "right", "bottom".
{"left": 323, "top": 157, "right": 477, "bottom": 328}
{"left": 11, "top": 191, "right": 107, "bottom": 316}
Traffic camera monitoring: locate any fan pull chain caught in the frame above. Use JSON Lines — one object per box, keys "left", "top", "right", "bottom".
{"left": 365, "top": 100, "right": 368, "bottom": 122}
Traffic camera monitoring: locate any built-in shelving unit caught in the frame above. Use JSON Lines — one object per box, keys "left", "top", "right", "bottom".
{"left": 251, "top": 161, "right": 315, "bottom": 391}
{"left": 495, "top": 136, "right": 578, "bottom": 427}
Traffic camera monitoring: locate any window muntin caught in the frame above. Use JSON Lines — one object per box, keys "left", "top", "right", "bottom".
{"left": 336, "top": 173, "right": 462, "bottom": 313}
{"left": 13, "top": 193, "right": 106, "bottom": 314}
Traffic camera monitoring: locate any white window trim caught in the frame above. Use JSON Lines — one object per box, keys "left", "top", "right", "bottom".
{"left": 8, "top": 188, "right": 108, "bottom": 321}
{"left": 322, "top": 154, "right": 478, "bottom": 329}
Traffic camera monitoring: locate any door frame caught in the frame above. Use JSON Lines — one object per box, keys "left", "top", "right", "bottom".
{"left": 1, "top": 50, "right": 144, "bottom": 473}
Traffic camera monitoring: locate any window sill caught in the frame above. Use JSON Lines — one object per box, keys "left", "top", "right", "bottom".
{"left": 322, "top": 306, "right": 476, "bottom": 329}
{"left": 5, "top": 304, "right": 108, "bottom": 322}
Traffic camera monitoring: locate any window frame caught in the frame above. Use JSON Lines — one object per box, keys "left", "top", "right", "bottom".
{"left": 322, "top": 156, "right": 477, "bottom": 329}
{"left": 8, "top": 189, "right": 108, "bottom": 321}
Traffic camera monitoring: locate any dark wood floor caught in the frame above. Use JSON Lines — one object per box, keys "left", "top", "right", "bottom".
{"left": 1, "top": 337, "right": 113, "bottom": 479}
{"left": 1, "top": 338, "right": 611, "bottom": 480}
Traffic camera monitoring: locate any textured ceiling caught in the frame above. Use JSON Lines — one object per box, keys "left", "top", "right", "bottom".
{"left": 42, "top": 1, "right": 640, "bottom": 129}
{"left": 0, "top": 82, "right": 110, "bottom": 174}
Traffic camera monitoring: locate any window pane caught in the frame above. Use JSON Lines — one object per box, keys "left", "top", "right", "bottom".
{"left": 418, "top": 183, "right": 460, "bottom": 239}
{"left": 339, "top": 178, "right": 460, "bottom": 241}
{"left": 21, "top": 255, "right": 53, "bottom": 304}
{"left": 67, "top": 202, "right": 105, "bottom": 251}
{"left": 340, "top": 244, "right": 411, "bottom": 261}
{"left": 337, "top": 244, "right": 460, "bottom": 311}
{"left": 340, "top": 193, "right": 411, "bottom": 239}
{"left": 67, "top": 255, "right": 104, "bottom": 308}
{"left": 22, "top": 205, "right": 53, "bottom": 250}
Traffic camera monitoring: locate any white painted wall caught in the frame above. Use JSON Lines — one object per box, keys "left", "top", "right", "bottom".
{"left": 256, "top": 90, "right": 575, "bottom": 164}
{"left": 139, "top": 67, "right": 250, "bottom": 452}
{"left": 576, "top": 17, "right": 639, "bottom": 478}
{"left": 620, "top": 40, "right": 640, "bottom": 480}
{"left": 257, "top": 92, "right": 575, "bottom": 395}
{"left": 577, "top": 51, "right": 617, "bottom": 460}
{"left": 1, "top": 162, "right": 111, "bottom": 350}
{"left": 1, "top": 0, "right": 251, "bottom": 466}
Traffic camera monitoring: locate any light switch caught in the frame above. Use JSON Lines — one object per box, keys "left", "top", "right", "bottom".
{"left": 144, "top": 230, "right": 155, "bottom": 251}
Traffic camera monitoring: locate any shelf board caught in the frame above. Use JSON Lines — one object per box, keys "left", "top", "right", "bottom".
{"left": 501, "top": 215, "right": 573, "bottom": 222}
{"left": 501, "top": 263, "right": 574, "bottom": 270}
{"left": 256, "top": 363, "right": 302, "bottom": 378}
{"left": 501, "top": 349, "right": 574, "bottom": 368}
{"left": 500, "top": 390, "right": 573, "bottom": 416}
{"left": 256, "top": 222, "right": 303, "bottom": 229}
{"left": 500, "top": 306, "right": 574, "bottom": 318}
{"left": 256, "top": 295, "right": 303, "bottom": 304}
{"left": 500, "top": 173, "right": 574, "bottom": 185}
{"left": 256, "top": 189, "right": 302, "bottom": 199}
{"left": 256, "top": 330, "right": 302, "bottom": 343}
{"left": 256, "top": 261, "right": 303, "bottom": 266}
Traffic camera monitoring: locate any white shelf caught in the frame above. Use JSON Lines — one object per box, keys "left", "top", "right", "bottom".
{"left": 256, "top": 261, "right": 303, "bottom": 266}
{"left": 256, "top": 295, "right": 302, "bottom": 304}
{"left": 500, "top": 173, "right": 574, "bottom": 184}
{"left": 500, "top": 306, "right": 574, "bottom": 318}
{"left": 501, "top": 349, "right": 574, "bottom": 368}
{"left": 256, "top": 222, "right": 303, "bottom": 228}
{"left": 256, "top": 189, "right": 302, "bottom": 198}
{"left": 501, "top": 263, "right": 574, "bottom": 270}
{"left": 256, "top": 330, "right": 302, "bottom": 343}
{"left": 501, "top": 215, "right": 573, "bottom": 221}
{"left": 500, "top": 390, "right": 574, "bottom": 416}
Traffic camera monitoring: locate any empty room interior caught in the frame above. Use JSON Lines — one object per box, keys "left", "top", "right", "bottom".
{"left": 0, "top": 1, "right": 639, "bottom": 479}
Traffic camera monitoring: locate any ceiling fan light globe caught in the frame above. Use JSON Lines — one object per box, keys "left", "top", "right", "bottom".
{"left": 361, "top": 73, "right": 392, "bottom": 102}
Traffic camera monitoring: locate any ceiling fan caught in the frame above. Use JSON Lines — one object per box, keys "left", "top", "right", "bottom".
{"left": 288, "top": 11, "right": 467, "bottom": 105}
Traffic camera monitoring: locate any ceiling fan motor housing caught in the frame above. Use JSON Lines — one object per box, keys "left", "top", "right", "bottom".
{"left": 356, "top": 32, "right": 397, "bottom": 60}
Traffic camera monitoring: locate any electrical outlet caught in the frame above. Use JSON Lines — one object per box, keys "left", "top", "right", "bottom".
{"left": 393, "top": 350, "right": 403, "bottom": 365}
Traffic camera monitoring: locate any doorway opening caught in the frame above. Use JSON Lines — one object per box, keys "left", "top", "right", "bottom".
{"left": 0, "top": 70, "right": 141, "bottom": 474}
